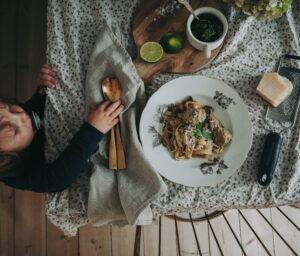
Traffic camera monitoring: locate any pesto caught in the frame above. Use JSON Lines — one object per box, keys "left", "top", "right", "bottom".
{"left": 191, "top": 13, "right": 223, "bottom": 43}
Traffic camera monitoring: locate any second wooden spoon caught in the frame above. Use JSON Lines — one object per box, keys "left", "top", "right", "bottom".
{"left": 101, "top": 77, "right": 126, "bottom": 170}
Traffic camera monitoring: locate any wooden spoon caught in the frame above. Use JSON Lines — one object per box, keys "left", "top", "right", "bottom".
{"left": 178, "top": 0, "right": 199, "bottom": 20}
{"left": 101, "top": 77, "right": 126, "bottom": 170}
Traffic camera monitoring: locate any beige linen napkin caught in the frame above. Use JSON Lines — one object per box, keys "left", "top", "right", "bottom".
{"left": 85, "top": 22, "right": 167, "bottom": 226}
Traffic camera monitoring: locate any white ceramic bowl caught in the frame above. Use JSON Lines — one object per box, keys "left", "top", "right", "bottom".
{"left": 186, "top": 7, "right": 228, "bottom": 59}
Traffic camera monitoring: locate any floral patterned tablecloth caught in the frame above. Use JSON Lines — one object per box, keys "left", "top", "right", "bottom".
{"left": 45, "top": 0, "right": 300, "bottom": 236}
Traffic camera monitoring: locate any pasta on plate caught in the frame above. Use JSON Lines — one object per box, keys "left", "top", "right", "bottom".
{"left": 163, "top": 97, "right": 232, "bottom": 160}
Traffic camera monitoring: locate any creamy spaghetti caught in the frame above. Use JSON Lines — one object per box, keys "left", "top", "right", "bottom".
{"left": 163, "top": 98, "right": 232, "bottom": 161}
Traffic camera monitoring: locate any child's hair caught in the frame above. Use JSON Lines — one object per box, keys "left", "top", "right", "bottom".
{"left": 0, "top": 98, "right": 26, "bottom": 178}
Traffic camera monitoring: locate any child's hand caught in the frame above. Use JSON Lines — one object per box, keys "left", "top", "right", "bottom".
{"left": 37, "top": 64, "right": 58, "bottom": 95}
{"left": 88, "top": 100, "right": 124, "bottom": 134}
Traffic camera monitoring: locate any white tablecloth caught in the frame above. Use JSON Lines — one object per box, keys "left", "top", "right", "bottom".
{"left": 44, "top": 0, "right": 300, "bottom": 236}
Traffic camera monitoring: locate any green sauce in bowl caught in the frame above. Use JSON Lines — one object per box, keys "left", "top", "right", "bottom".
{"left": 191, "top": 13, "right": 223, "bottom": 43}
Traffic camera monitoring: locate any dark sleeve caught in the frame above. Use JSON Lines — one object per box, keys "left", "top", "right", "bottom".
{"left": 24, "top": 89, "right": 46, "bottom": 119}
{"left": 1, "top": 122, "right": 105, "bottom": 193}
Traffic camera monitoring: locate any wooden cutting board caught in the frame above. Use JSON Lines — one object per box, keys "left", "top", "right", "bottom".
{"left": 133, "top": 0, "right": 224, "bottom": 84}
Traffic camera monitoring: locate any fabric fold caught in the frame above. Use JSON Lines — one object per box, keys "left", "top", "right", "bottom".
{"left": 85, "top": 22, "right": 167, "bottom": 226}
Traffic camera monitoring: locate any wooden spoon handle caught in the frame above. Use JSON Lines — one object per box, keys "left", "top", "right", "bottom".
{"left": 109, "top": 128, "right": 117, "bottom": 169}
{"left": 116, "top": 123, "right": 126, "bottom": 169}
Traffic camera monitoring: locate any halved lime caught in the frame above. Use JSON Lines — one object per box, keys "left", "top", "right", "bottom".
{"left": 140, "top": 41, "right": 164, "bottom": 63}
{"left": 160, "top": 31, "right": 184, "bottom": 54}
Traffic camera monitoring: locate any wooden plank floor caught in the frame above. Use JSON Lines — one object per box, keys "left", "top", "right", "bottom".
{"left": 0, "top": 1, "right": 299, "bottom": 256}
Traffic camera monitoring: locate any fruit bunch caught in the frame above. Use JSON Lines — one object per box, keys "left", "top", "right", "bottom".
{"left": 222, "top": 0, "right": 293, "bottom": 20}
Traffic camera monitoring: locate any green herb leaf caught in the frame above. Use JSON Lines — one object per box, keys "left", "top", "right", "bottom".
{"left": 194, "top": 129, "right": 201, "bottom": 138}
{"left": 203, "top": 24, "right": 216, "bottom": 41}
{"left": 194, "top": 122, "right": 204, "bottom": 138}
{"left": 196, "top": 122, "right": 203, "bottom": 130}
{"left": 202, "top": 130, "right": 212, "bottom": 140}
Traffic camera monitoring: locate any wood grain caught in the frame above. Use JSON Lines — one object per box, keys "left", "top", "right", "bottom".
{"left": 111, "top": 225, "right": 136, "bottom": 256}
{"left": 0, "top": 0, "right": 17, "bottom": 100}
{"left": 209, "top": 210, "right": 243, "bottom": 256}
{"left": 14, "top": 1, "right": 47, "bottom": 256}
{"left": 14, "top": 191, "right": 46, "bottom": 256}
{"left": 0, "top": 184, "right": 14, "bottom": 256}
{"left": 116, "top": 124, "right": 126, "bottom": 170}
{"left": 192, "top": 215, "right": 210, "bottom": 256}
{"left": 47, "top": 219, "right": 79, "bottom": 256}
{"left": 132, "top": 0, "right": 223, "bottom": 84}
{"left": 143, "top": 221, "right": 160, "bottom": 256}
{"left": 160, "top": 216, "right": 178, "bottom": 256}
{"left": 109, "top": 128, "right": 118, "bottom": 169}
{"left": 15, "top": 0, "right": 47, "bottom": 101}
{"left": 207, "top": 217, "right": 223, "bottom": 256}
{"left": 239, "top": 209, "right": 275, "bottom": 256}
{"left": 271, "top": 206, "right": 300, "bottom": 256}
{"left": 79, "top": 224, "right": 111, "bottom": 256}
{"left": 177, "top": 216, "right": 201, "bottom": 255}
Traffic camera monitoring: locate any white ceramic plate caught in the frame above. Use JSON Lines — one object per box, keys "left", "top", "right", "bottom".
{"left": 139, "top": 76, "right": 253, "bottom": 187}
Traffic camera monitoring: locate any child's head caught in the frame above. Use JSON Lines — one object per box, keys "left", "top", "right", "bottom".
{"left": 0, "top": 100, "right": 35, "bottom": 177}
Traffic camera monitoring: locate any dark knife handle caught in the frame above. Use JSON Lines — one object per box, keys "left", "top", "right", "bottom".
{"left": 285, "top": 54, "right": 300, "bottom": 60}
{"left": 257, "top": 132, "right": 283, "bottom": 186}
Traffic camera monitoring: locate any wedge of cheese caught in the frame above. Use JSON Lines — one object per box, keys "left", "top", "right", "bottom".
{"left": 256, "top": 72, "right": 293, "bottom": 107}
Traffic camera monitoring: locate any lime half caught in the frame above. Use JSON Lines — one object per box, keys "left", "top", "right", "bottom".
{"left": 140, "top": 41, "right": 164, "bottom": 63}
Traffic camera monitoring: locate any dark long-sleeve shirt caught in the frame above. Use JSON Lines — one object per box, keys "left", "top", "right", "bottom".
{"left": 0, "top": 91, "right": 104, "bottom": 193}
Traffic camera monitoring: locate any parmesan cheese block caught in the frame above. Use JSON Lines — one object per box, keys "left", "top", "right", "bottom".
{"left": 256, "top": 72, "right": 293, "bottom": 107}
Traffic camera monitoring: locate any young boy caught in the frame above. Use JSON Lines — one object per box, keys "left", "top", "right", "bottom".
{"left": 0, "top": 64, "right": 124, "bottom": 193}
